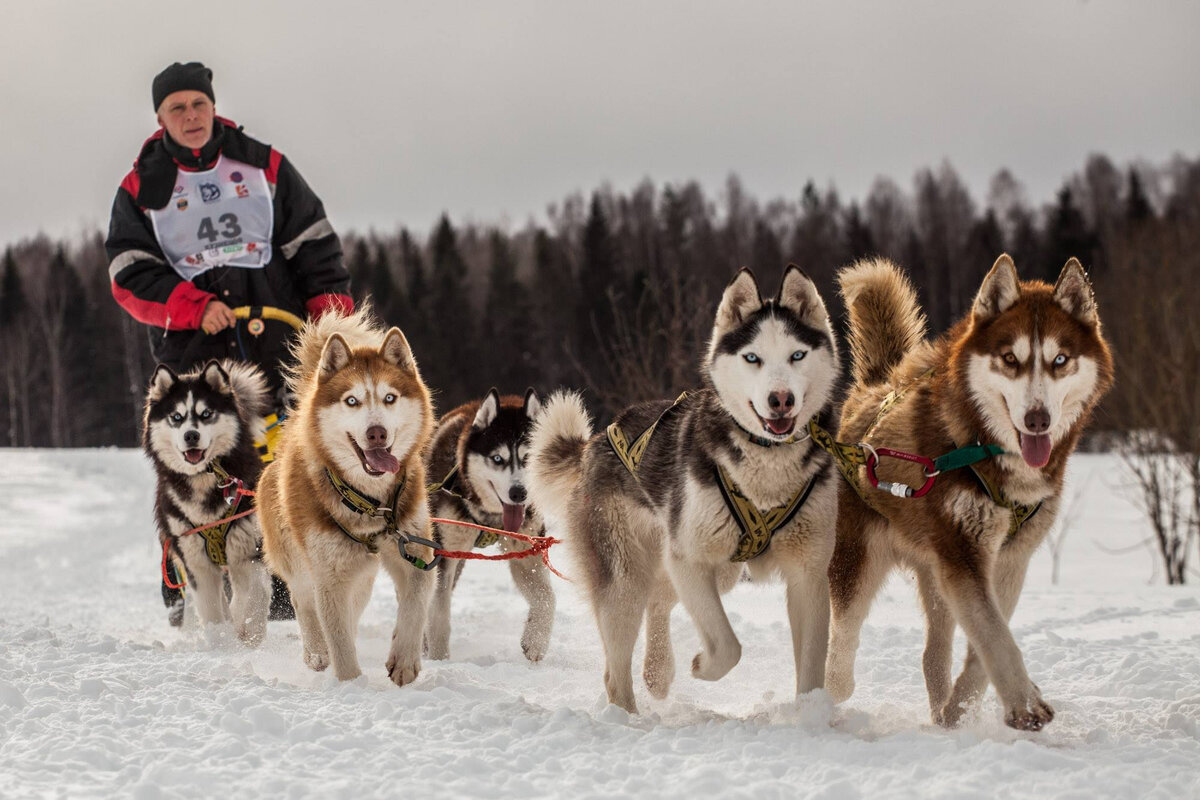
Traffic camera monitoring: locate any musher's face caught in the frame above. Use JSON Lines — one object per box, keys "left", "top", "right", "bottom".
{"left": 156, "top": 91, "right": 215, "bottom": 150}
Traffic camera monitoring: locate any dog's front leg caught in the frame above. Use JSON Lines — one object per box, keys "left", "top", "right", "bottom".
{"left": 916, "top": 565, "right": 955, "bottom": 722}
{"left": 507, "top": 553, "right": 555, "bottom": 662}
{"left": 380, "top": 543, "right": 435, "bottom": 687}
{"left": 425, "top": 558, "right": 461, "bottom": 661}
{"left": 935, "top": 553, "right": 1053, "bottom": 731}
{"left": 227, "top": 556, "right": 271, "bottom": 647}
{"left": 785, "top": 564, "right": 830, "bottom": 695}
{"left": 667, "top": 555, "right": 741, "bottom": 681}
{"left": 313, "top": 563, "right": 369, "bottom": 681}
{"left": 186, "top": 557, "right": 230, "bottom": 627}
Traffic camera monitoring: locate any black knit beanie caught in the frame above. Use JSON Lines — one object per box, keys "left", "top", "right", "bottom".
{"left": 152, "top": 62, "right": 215, "bottom": 111}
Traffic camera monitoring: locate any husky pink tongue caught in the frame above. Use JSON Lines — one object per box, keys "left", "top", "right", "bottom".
{"left": 1019, "top": 433, "right": 1053, "bottom": 468}
{"left": 765, "top": 417, "right": 794, "bottom": 436}
{"left": 502, "top": 503, "right": 526, "bottom": 533}
{"left": 363, "top": 448, "right": 401, "bottom": 474}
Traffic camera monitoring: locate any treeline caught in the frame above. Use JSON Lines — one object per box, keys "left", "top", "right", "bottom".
{"left": 1, "top": 152, "right": 1198, "bottom": 448}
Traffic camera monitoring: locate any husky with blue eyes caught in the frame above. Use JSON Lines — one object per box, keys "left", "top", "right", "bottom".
{"left": 142, "top": 359, "right": 273, "bottom": 644}
{"left": 424, "top": 388, "right": 554, "bottom": 662}
{"left": 527, "top": 266, "right": 841, "bottom": 713}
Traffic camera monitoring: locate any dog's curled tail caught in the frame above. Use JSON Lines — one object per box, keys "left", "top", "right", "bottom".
{"left": 220, "top": 360, "right": 273, "bottom": 423}
{"left": 526, "top": 390, "right": 593, "bottom": 529}
{"left": 284, "top": 302, "right": 387, "bottom": 400}
{"left": 838, "top": 258, "right": 927, "bottom": 386}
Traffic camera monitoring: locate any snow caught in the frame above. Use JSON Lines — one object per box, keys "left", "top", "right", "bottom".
{"left": 0, "top": 450, "right": 1197, "bottom": 799}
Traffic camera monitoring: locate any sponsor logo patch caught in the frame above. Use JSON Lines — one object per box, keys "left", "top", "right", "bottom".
{"left": 235, "top": 184, "right": 250, "bottom": 198}
{"left": 229, "top": 171, "right": 243, "bottom": 183}
{"left": 176, "top": 198, "right": 189, "bottom": 210}
{"left": 200, "top": 183, "right": 221, "bottom": 203}
{"left": 174, "top": 185, "right": 185, "bottom": 195}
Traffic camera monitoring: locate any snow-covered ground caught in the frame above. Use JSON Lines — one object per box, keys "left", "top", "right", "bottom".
{"left": 0, "top": 450, "right": 1197, "bottom": 799}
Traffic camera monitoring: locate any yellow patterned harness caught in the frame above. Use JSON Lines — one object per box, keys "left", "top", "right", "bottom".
{"left": 605, "top": 392, "right": 819, "bottom": 562}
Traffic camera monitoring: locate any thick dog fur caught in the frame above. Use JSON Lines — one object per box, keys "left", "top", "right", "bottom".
{"left": 528, "top": 266, "right": 840, "bottom": 713}
{"left": 425, "top": 388, "right": 555, "bottom": 662}
{"left": 825, "top": 255, "right": 1114, "bottom": 731}
{"left": 257, "top": 306, "right": 436, "bottom": 684}
{"left": 143, "top": 359, "right": 273, "bottom": 644}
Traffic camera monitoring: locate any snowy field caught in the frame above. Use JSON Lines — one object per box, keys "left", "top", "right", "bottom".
{"left": 0, "top": 449, "right": 1197, "bottom": 799}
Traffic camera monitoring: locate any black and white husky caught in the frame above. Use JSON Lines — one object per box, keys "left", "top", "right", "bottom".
{"left": 143, "top": 359, "right": 273, "bottom": 644}
{"left": 425, "top": 389, "right": 555, "bottom": 662}
{"left": 527, "top": 266, "right": 840, "bottom": 712}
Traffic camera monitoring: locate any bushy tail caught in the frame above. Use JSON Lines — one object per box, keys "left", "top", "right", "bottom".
{"left": 221, "top": 360, "right": 272, "bottom": 426}
{"left": 838, "top": 258, "right": 927, "bottom": 386}
{"left": 283, "top": 302, "right": 386, "bottom": 401}
{"left": 526, "top": 391, "right": 593, "bottom": 528}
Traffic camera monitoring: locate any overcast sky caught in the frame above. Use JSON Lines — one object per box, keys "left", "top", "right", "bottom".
{"left": 1, "top": 0, "right": 1197, "bottom": 249}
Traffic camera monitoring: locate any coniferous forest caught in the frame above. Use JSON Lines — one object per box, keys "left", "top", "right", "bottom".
{"left": 1, "top": 153, "right": 1198, "bottom": 451}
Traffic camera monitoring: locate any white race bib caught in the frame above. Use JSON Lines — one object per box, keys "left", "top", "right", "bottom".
{"left": 149, "top": 155, "right": 274, "bottom": 280}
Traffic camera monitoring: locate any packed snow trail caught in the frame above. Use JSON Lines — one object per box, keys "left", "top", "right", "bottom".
{"left": 1, "top": 450, "right": 1197, "bottom": 799}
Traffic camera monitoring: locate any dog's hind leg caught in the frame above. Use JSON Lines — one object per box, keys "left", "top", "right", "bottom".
{"left": 825, "top": 509, "right": 892, "bottom": 703}
{"left": 509, "top": 555, "right": 555, "bottom": 663}
{"left": 426, "top": 557, "right": 463, "bottom": 661}
{"left": 594, "top": 578, "right": 649, "bottom": 713}
{"left": 642, "top": 575, "right": 677, "bottom": 699}
{"left": 784, "top": 562, "right": 831, "bottom": 695}
{"left": 916, "top": 565, "right": 955, "bottom": 722}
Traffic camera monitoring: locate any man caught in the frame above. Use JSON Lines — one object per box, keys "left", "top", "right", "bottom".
{"left": 107, "top": 61, "right": 354, "bottom": 625}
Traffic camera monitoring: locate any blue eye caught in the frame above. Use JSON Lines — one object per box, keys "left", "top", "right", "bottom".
{"left": 743, "top": 353, "right": 760, "bottom": 364}
{"left": 791, "top": 350, "right": 807, "bottom": 362}
{"left": 491, "top": 455, "right": 504, "bottom": 465}
{"left": 200, "top": 409, "right": 213, "bottom": 420}
{"left": 170, "top": 413, "right": 183, "bottom": 423}
{"left": 1053, "top": 354, "right": 1069, "bottom": 367}
{"left": 384, "top": 393, "right": 396, "bottom": 404}
{"left": 345, "top": 396, "right": 359, "bottom": 407}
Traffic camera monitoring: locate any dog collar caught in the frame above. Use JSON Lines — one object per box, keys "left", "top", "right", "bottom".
{"left": 323, "top": 468, "right": 441, "bottom": 570}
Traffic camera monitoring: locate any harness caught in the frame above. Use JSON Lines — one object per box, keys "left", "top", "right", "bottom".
{"left": 605, "top": 392, "right": 820, "bottom": 562}
{"left": 324, "top": 469, "right": 442, "bottom": 570}
{"left": 183, "top": 460, "right": 250, "bottom": 567}
{"left": 427, "top": 464, "right": 502, "bottom": 548}
{"left": 807, "top": 370, "right": 1042, "bottom": 540}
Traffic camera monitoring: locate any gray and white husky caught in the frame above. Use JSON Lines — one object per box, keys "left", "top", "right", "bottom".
{"left": 527, "top": 266, "right": 841, "bottom": 712}
{"left": 143, "top": 359, "right": 273, "bottom": 644}
{"left": 425, "top": 389, "right": 556, "bottom": 662}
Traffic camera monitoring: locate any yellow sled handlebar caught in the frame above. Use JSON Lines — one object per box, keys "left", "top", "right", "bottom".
{"left": 231, "top": 306, "right": 305, "bottom": 332}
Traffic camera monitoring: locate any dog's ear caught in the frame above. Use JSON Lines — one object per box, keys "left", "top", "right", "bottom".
{"left": 380, "top": 327, "right": 415, "bottom": 370}
{"left": 1053, "top": 258, "right": 1099, "bottom": 325}
{"left": 201, "top": 360, "right": 231, "bottom": 394}
{"left": 523, "top": 388, "right": 543, "bottom": 420}
{"left": 777, "top": 264, "right": 829, "bottom": 328}
{"left": 715, "top": 268, "right": 762, "bottom": 333}
{"left": 148, "top": 364, "right": 177, "bottom": 401}
{"left": 973, "top": 254, "right": 1021, "bottom": 321}
{"left": 319, "top": 333, "right": 352, "bottom": 376}
{"left": 473, "top": 389, "right": 500, "bottom": 430}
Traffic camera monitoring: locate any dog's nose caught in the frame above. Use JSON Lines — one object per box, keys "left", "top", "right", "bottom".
{"left": 768, "top": 391, "right": 795, "bottom": 411}
{"left": 1024, "top": 407, "right": 1051, "bottom": 434}
{"left": 365, "top": 425, "right": 388, "bottom": 448}
{"left": 184, "top": 430, "right": 200, "bottom": 447}
{"left": 509, "top": 485, "right": 527, "bottom": 504}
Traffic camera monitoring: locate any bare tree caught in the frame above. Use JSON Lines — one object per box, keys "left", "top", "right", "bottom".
{"left": 1102, "top": 220, "right": 1200, "bottom": 584}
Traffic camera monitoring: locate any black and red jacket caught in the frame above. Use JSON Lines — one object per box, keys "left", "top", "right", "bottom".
{"left": 106, "top": 118, "right": 353, "bottom": 387}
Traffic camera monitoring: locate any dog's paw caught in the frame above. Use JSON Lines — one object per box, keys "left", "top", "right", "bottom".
{"left": 643, "top": 657, "right": 675, "bottom": 700}
{"left": 825, "top": 669, "right": 856, "bottom": 704}
{"left": 236, "top": 622, "right": 266, "bottom": 649}
{"left": 691, "top": 641, "right": 740, "bottom": 682}
{"left": 304, "top": 649, "right": 329, "bottom": 672}
{"left": 1005, "top": 692, "right": 1055, "bottom": 732}
{"left": 386, "top": 653, "right": 421, "bottom": 687}
{"left": 521, "top": 624, "right": 550, "bottom": 663}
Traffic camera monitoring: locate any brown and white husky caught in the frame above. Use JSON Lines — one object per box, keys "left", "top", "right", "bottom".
{"left": 258, "top": 306, "right": 437, "bottom": 685}
{"left": 825, "top": 255, "right": 1114, "bottom": 730}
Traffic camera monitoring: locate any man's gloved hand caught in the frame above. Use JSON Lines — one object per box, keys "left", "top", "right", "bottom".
{"left": 200, "top": 300, "right": 237, "bottom": 334}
